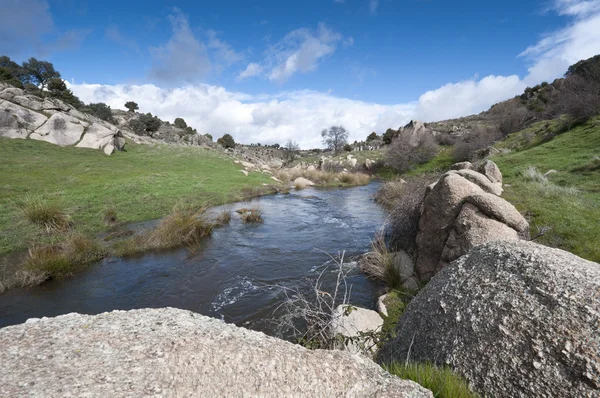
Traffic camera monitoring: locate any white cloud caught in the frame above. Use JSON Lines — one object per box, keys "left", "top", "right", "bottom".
{"left": 414, "top": 0, "right": 600, "bottom": 121}
{"left": 413, "top": 75, "right": 527, "bottom": 121}
{"left": 520, "top": 0, "right": 600, "bottom": 84}
{"left": 239, "top": 23, "right": 345, "bottom": 83}
{"left": 369, "top": 0, "right": 379, "bottom": 14}
{"left": 149, "top": 8, "right": 211, "bottom": 83}
{"left": 237, "top": 63, "right": 263, "bottom": 80}
{"left": 69, "top": 82, "right": 414, "bottom": 148}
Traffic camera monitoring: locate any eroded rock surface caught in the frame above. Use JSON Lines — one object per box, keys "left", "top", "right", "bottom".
{"left": 0, "top": 308, "right": 432, "bottom": 398}
{"left": 378, "top": 240, "right": 600, "bottom": 398}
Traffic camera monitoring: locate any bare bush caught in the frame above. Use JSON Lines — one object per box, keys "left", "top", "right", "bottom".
{"left": 453, "top": 125, "right": 503, "bottom": 162}
{"left": 558, "top": 74, "right": 600, "bottom": 126}
{"left": 385, "top": 131, "right": 438, "bottom": 173}
{"left": 376, "top": 174, "right": 437, "bottom": 254}
{"left": 276, "top": 251, "right": 352, "bottom": 350}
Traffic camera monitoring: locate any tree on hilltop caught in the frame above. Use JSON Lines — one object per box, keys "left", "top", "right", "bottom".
{"left": 22, "top": 57, "right": 60, "bottom": 90}
{"left": 125, "top": 101, "right": 139, "bottom": 112}
{"left": 283, "top": 140, "right": 300, "bottom": 164}
{"left": 321, "top": 125, "right": 348, "bottom": 155}
{"left": 174, "top": 117, "right": 187, "bottom": 129}
{"left": 217, "top": 134, "right": 235, "bottom": 148}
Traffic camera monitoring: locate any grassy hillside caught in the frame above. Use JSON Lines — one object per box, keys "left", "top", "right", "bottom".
{"left": 492, "top": 117, "right": 600, "bottom": 262}
{"left": 0, "top": 138, "right": 272, "bottom": 255}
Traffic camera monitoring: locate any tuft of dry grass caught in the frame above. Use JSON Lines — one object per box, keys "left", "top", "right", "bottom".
{"left": 275, "top": 169, "right": 370, "bottom": 187}
{"left": 103, "top": 208, "right": 119, "bottom": 227}
{"left": 374, "top": 178, "right": 408, "bottom": 209}
{"left": 20, "top": 234, "right": 106, "bottom": 285}
{"left": 240, "top": 207, "right": 263, "bottom": 223}
{"left": 216, "top": 209, "right": 232, "bottom": 225}
{"left": 360, "top": 231, "right": 402, "bottom": 289}
{"left": 17, "top": 195, "right": 72, "bottom": 233}
{"left": 113, "top": 206, "right": 214, "bottom": 256}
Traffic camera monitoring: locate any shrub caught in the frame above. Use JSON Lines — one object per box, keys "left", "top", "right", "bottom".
{"left": 386, "top": 131, "right": 438, "bottom": 173}
{"left": 452, "top": 126, "right": 503, "bottom": 162}
{"left": 384, "top": 362, "right": 479, "bottom": 398}
{"left": 204, "top": 133, "right": 213, "bottom": 141}
{"left": 382, "top": 128, "right": 397, "bottom": 145}
{"left": 343, "top": 144, "right": 353, "bottom": 152}
{"left": 81, "top": 102, "right": 116, "bottom": 124}
{"left": 130, "top": 113, "right": 161, "bottom": 135}
{"left": 284, "top": 140, "right": 300, "bottom": 165}
{"left": 17, "top": 196, "right": 71, "bottom": 233}
{"left": 376, "top": 175, "right": 435, "bottom": 254}
{"left": 366, "top": 132, "right": 378, "bottom": 142}
{"left": 174, "top": 117, "right": 187, "bottom": 129}
{"left": 218, "top": 134, "right": 236, "bottom": 148}
{"left": 0, "top": 66, "right": 24, "bottom": 88}
{"left": 558, "top": 74, "right": 600, "bottom": 126}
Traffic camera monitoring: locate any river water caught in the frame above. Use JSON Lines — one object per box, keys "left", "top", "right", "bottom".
{"left": 0, "top": 183, "right": 387, "bottom": 337}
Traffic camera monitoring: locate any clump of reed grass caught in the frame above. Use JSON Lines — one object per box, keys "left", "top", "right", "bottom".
{"left": 240, "top": 207, "right": 263, "bottom": 223}
{"left": 113, "top": 206, "right": 214, "bottom": 256}
{"left": 216, "top": 210, "right": 232, "bottom": 225}
{"left": 21, "top": 234, "right": 106, "bottom": 284}
{"left": 17, "top": 195, "right": 72, "bottom": 233}
{"left": 359, "top": 231, "right": 402, "bottom": 289}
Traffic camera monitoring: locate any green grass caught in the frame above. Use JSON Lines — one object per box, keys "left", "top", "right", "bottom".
{"left": 385, "top": 362, "right": 478, "bottom": 398}
{"left": 0, "top": 138, "right": 272, "bottom": 255}
{"left": 404, "top": 147, "right": 455, "bottom": 176}
{"left": 493, "top": 117, "right": 600, "bottom": 262}
{"left": 380, "top": 289, "right": 413, "bottom": 338}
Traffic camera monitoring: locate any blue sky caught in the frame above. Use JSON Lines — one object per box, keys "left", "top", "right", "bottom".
{"left": 2, "top": 0, "right": 600, "bottom": 147}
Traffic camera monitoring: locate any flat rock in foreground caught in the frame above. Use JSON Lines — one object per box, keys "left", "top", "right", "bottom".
{"left": 0, "top": 308, "right": 432, "bottom": 398}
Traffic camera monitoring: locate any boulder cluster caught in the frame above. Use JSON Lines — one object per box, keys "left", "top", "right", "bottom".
{"left": 415, "top": 160, "right": 529, "bottom": 282}
{"left": 0, "top": 82, "right": 127, "bottom": 155}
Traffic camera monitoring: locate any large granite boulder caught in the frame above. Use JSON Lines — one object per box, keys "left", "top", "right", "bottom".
{"left": 29, "top": 113, "right": 88, "bottom": 146}
{"left": 414, "top": 162, "right": 528, "bottom": 282}
{"left": 76, "top": 123, "right": 125, "bottom": 155}
{"left": 0, "top": 308, "right": 432, "bottom": 397}
{"left": 378, "top": 241, "right": 600, "bottom": 398}
{"left": 331, "top": 305, "right": 384, "bottom": 355}
{"left": 0, "top": 100, "right": 47, "bottom": 138}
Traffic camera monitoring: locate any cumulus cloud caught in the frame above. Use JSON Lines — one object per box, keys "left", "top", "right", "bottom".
{"left": 149, "top": 8, "right": 212, "bottom": 83}
{"left": 520, "top": 0, "right": 600, "bottom": 84}
{"left": 239, "top": 23, "right": 345, "bottom": 83}
{"left": 69, "top": 82, "right": 414, "bottom": 148}
{"left": 413, "top": 75, "right": 527, "bottom": 121}
{"left": 412, "top": 0, "right": 600, "bottom": 121}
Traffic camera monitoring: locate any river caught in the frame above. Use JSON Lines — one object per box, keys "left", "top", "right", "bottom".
{"left": 0, "top": 183, "right": 387, "bottom": 338}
